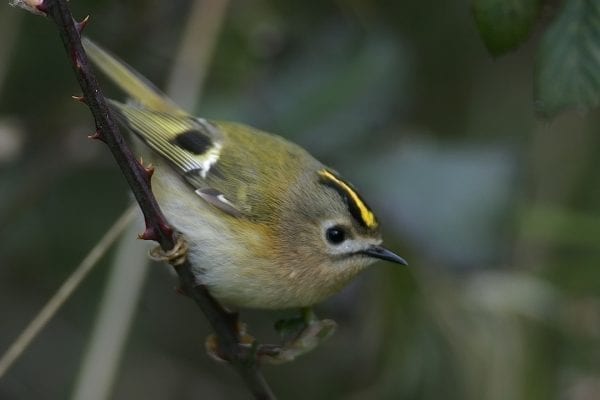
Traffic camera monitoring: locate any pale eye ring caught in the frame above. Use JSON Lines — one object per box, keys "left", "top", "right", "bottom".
{"left": 326, "top": 226, "right": 346, "bottom": 245}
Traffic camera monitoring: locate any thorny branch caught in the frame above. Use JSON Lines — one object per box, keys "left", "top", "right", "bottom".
{"left": 12, "top": 0, "right": 275, "bottom": 398}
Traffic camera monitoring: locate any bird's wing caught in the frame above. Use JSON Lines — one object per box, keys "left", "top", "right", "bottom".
{"left": 108, "top": 101, "right": 245, "bottom": 218}
{"left": 83, "top": 38, "right": 250, "bottom": 218}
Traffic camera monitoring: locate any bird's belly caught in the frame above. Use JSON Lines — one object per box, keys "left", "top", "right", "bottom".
{"left": 165, "top": 210, "right": 348, "bottom": 309}
{"left": 149, "top": 169, "right": 310, "bottom": 309}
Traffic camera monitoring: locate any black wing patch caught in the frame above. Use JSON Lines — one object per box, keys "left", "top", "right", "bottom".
{"left": 171, "top": 130, "right": 212, "bottom": 155}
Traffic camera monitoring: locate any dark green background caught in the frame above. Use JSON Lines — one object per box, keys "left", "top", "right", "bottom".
{"left": 1, "top": 1, "right": 599, "bottom": 399}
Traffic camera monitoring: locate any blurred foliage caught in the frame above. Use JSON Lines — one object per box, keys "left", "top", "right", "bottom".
{"left": 1, "top": 1, "right": 600, "bottom": 400}
{"left": 472, "top": 0, "right": 542, "bottom": 56}
{"left": 472, "top": 0, "right": 600, "bottom": 117}
{"left": 535, "top": 0, "right": 600, "bottom": 117}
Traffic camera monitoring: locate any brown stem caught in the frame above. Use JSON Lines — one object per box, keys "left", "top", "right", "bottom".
{"left": 24, "top": 0, "right": 275, "bottom": 398}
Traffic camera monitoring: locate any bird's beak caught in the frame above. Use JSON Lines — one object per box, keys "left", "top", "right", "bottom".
{"left": 362, "top": 245, "right": 408, "bottom": 265}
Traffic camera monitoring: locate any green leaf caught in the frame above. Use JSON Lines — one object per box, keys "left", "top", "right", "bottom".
{"left": 535, "top": 0, "right": 600, "bottom": 117}
{"left": 472, "top": 0, "right": 542, "bottom": 55}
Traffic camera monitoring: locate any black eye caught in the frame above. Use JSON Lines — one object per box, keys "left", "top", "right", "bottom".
{"left": 326, "top": 226, "right": 346, "bottom": 245}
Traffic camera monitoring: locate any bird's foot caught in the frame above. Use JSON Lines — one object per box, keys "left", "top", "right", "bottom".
{"left": 205, "top": 321, "right": 256, "bottom": 363}
{"left": 204, "top": 308, "right": 336, "bottom": 365}
{"left": 149, "top": 234, "right": 188, "bottom": 266}
{"left": 258, "top": 308, "right": 337, "bottom": 364}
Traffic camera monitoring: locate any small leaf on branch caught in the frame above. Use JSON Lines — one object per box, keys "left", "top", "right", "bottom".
{"left": 535, "top": 0, "right": 600, "bottom": 117}
{"left": 472, "top": 0, "right": 541, "bottom": 56}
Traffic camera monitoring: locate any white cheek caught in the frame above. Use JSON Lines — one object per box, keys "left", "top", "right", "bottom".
{"left": 327, "top": 239, "right": 365, "bottom": 255}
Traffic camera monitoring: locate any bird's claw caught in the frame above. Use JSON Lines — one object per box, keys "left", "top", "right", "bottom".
{"left": 149, "top": 234, "right": 188, "bottom": 266}
{"left": 204, "top": 312, "right": 337, "bottom": 365}
{"left": 258, "top": 317, "right": 337, "bottom": 364}
{"left": 205, "top": 322, "right": 255, "bottom": 363}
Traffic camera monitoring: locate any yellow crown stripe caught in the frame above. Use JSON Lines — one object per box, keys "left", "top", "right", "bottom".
{"left": 319, "top": 169, "right": 378, "bottom": 229}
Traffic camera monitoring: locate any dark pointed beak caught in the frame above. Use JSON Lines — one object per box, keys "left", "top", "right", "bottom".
{"left": 361, "top": 245, "right": 408, "bottom": 265}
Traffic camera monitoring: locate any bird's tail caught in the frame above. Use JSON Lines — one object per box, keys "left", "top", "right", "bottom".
{"left": 82, "top": 37, "right": 185, "bottom": 115}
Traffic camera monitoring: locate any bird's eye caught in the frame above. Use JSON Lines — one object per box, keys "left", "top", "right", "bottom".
{"left": 326, "top": 226, "right": 346, "bottom": 245}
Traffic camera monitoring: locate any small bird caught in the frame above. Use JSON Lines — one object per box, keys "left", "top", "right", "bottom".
{"left": 83, "top": 38, "right": 407, "bottom": 311}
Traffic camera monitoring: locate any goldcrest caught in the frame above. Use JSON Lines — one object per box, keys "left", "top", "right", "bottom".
{"left": 83, "top": 38, "right": 407, "bottom": 310}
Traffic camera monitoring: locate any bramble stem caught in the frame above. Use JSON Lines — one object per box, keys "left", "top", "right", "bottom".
{"left": 19, "top": 0, "right": 275, "bottom": 398}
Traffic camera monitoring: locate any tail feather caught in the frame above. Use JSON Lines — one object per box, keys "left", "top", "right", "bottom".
{"left": 82, "top": 37, "right": 185, "bottom": 115}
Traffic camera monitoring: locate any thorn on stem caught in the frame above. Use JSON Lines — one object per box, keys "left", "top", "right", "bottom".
{"left": 9, "top": 0, "right": 46, "bottom": 16}
{"left": 138, "top": 157, "right": 155, "bottom": 184}
{"left": 141, "top": 161, "right": 155, "bottom": 178}
{"left": 138, "top": 226, "right": 158, "bottom": 241}
{"left": 74, "top": 15, "right": 90, "bottom": 34}
{"left": 71, "top": 95, "right": 86, "bottom": 104}
{"left": 144, "top": 164, "right": 155, "bottom": 179}
{"left": 87, "top": 129, "right": 105, "bottom": 142}
{"left": 139, "top": 215, "right": 173, "bottom": 243}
